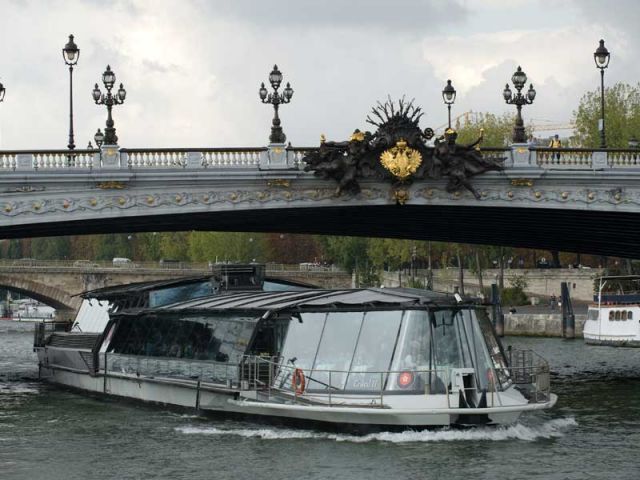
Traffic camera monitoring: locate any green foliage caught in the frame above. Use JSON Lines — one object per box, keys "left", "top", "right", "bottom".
{"left": 93, "top": 234, "right": 133, "bottom": 260}
{"left": 509, "top": 274, "right": 528, "bottom": 292}
{"left": 572, "top": 82, "right": 640, "bottom": 147}
{"left": 188, "top": 232, "right": 264, "bottom": 263}
{"left": 455, "top": 112, "right": 531, "bottom": 147}
{"left": 30, "top": 237, "right": 70, "bottom": 260}
{"left": 318, "top": 236, "right": 369, "bottom": 273}
{"left": 500, "top": 287, "right": 529, "bottom": 306}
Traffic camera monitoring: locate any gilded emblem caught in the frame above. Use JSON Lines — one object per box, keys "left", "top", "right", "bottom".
{"left": 379, "top": 139, "right": 422, "bottom": 181}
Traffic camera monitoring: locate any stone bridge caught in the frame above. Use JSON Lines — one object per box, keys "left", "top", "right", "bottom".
{"left": 2, "top": 144, "right": 640, "bottom": 258}
{"left": 0, "top": 261, "right": 351, "bottom": 317}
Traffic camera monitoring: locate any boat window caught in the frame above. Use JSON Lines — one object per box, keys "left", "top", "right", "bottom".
{"left": 148, "top": 281, "right": 213, "bottom": 307}
{"left": 472, "top": 309, "right": 510, "bottom": 389}
{"left": 345, "top": 311, "right": 403, "bottom": 391}
{"left": 108, "top": 314, "right": 256, "bottom": 365}
{"left": 615, "top": 310, "right": 621, "bottom": 321}
{"left": 432, "top": 310, "right": 467, "bottom": 369}
{"left": 587, "top": 309, "right": 599, "bottom": 321}
{"left": 629, "top": 311, "right": 633, "bottom": 320}
{"left": 309, "top": 312, "right": 364, "bottom": 390}
{"left": 609, "top": 311, "right": 614, "bottom": 321}
{"left": 387, "top": 310, "right": 433, "bottom": 392}
{"left": 277, "top": 312, "right": 326, "bottom": 386}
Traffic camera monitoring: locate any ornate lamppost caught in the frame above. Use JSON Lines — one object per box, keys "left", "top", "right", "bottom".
{"left": 62, "top": 34, "right": 79, "bottom": 150}
{"left": 92, "top": 66, "right": 126, "bottom": 146}
{"left": 94, "top": 128, "right": 105, "bottom": 148}
{"left": 259, "top": 65, "right": 294, "bottom": 144}
{"left": 503, "top": 66, "right": 536, "bottom": 143}
{"left": 594, "top": 39, "right": 610, "bottom": 148}
{"left": 442, "top": 79, "right": 456, "bottom": 128}
{"left": 0, "top": 81, "right": 5, "bottom": 103}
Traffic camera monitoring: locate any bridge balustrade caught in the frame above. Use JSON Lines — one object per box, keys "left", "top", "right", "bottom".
{"left": 3, "top": 145, "right": 640, "bottom": 172}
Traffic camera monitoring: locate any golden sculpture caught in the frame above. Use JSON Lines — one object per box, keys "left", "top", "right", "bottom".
{"left": 349, "top": 130, "right": 365, "bottom": 142}
{"left": 379, "top": 139, "right": 422, "bottom": 181}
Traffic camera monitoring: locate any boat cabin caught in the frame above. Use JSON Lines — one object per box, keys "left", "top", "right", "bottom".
{"left": 103, "top": 288, "right": 513, "bottom": 400}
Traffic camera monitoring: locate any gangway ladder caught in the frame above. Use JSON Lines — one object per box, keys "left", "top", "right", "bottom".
{"left": 561, "top": 281, "right": 575, "bottom": 339}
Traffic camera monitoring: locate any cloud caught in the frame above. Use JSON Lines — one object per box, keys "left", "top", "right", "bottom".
{"left": 194, "top": 0, "right": 469, "bottom": 31}
{"left": 0, "top": 0, "right": 638, "bottom": 149}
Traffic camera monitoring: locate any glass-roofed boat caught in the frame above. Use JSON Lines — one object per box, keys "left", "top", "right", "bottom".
{"left": 34, "top": 272, "right": 556, "bottom": 429}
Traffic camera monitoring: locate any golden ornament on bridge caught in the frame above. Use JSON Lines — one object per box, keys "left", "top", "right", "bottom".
{"left": 379, "top": 139, "right": 422, "bottom": 181}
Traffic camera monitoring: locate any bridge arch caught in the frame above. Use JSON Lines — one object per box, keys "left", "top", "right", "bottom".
{"left": 0, "top": 275, "right": 80, "bottom": 312}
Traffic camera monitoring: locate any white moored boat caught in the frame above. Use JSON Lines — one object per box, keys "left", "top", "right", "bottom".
{"left": 34, "top": 266, "right": 556, "bottom": 430}
{"left": 583, "top": 275, "right": 640, "bottom": 347}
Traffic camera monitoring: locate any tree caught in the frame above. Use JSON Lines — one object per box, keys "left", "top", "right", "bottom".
{"left": 318, "top": 236, "right": 369, "bottom": 273}
{"left": 263, "top": 234, "right": 321, "bottom": 264}
{"left": 31, "top": 236, "right": 70, "bottom": 260}
{"left": 455, "top": 112, "right": 531, "bottom": 147}
{"left": 188, "top": 232, "right": 265, "bottom": 263}
{"left": 573, "top": 82, "right": 640, "bottom": 148}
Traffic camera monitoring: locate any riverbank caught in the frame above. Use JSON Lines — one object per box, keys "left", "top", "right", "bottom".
{"left": 505, "top": 313, "right": 586, "bottom": 337}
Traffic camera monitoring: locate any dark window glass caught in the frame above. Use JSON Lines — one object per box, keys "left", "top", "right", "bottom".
{"left": 148, "top": 281, "right": 213, "bottom": 307}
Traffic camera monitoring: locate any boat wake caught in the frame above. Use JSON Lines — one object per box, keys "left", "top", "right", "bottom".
{"left": 175, "top": 417, "right": 577, "bottom": 443}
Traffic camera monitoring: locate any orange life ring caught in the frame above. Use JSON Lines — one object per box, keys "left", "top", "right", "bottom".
{"left": 292, "top": 368, "right": 306, "bottom": 395}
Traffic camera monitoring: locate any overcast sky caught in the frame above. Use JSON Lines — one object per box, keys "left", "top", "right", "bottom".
{"left": 0, "top": 0, "right": 638, "bottom": 149}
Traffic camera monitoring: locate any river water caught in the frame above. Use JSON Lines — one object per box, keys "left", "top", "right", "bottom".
{"left": 1, "top": 321, "right": 640, "bottom": 480}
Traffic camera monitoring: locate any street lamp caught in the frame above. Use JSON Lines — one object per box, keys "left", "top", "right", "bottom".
{"left": 594, "top": 39, "right": 610, "bottom": 148}
{"left": 259, "top": 65, "right": 294, "bottom": 144}
{"left": 62, "top": 34, "right": 80, "bottom": 150}
{"left": 94, "top": 128, "right": 105, "bottom": 148}
{"left": 503, "top": 66, "right": 536, "bottom": 143}
{"left": 0, "top": 81, "right": 5, "bottom": 103}
{"left": 92, "top": 65, "right": 126, "bottom": 146}
{"left": 442, "top": 79, "right": 456, "bottom": 128}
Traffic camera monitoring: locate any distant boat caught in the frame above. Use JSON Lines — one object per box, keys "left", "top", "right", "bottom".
{"left": 583, "top": 275, "right": 640, "bottom": 347}
{"left": 2, "top": 299, "right": 56, "bottom": 322}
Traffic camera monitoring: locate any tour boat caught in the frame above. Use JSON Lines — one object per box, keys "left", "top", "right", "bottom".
{"left": 34, "top": 266, "right": 556, "bottom": 430}
{"left": 583, "top": 275, "right": 640, "bottom": 347}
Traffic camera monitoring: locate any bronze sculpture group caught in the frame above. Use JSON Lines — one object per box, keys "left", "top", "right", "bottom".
{"left": 303, "top": 98, "right": 504, "bottom": 200}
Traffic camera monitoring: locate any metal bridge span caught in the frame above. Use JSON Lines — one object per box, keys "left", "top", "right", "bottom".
{"left": 2, "top": 144, "right": 640, "bottom": 257}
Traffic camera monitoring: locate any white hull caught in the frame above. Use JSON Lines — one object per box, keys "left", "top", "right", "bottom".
{"left": 38, "top": 363, "right": 556, "bottom": 428}
{"left": 583, "top": 314, "right": 640, "bottom": 348}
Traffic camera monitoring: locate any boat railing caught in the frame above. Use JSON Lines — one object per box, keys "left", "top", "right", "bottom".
{"left": 507, "top": 349, "right": 551, "bottom": 403}
{"left": 33, "top": 321, "right": 71, "bottom": 347}
{"left": 102, "top": 353, "right": 239, "bottom": 385}
{"left": 239, "top": 355, "right": 513, "bottom": 408}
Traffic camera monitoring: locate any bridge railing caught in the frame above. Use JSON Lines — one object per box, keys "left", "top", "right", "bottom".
{"left": 3, "top": 145, "right": 640, "bottom": 172}
{"left": 0, "top": 149, "right": 97, "bottom": 170}
{"left": 0, "top": 259, "right": 346, "bottom": 274}
{"left": 531, "top": 147, "right": 640, "bottom": 169}
{"left": 119, "top": 147, "right": 266, "bottom": 169}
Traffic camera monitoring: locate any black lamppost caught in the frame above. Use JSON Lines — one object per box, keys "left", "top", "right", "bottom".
{"left": 0, "top": 81, "right": 5, "bottom": 103}
{"left": 94, "top": 128, "right": 104, "bottom": 148}
{"left": 594, "top": 39, "right": 610, "bottom": 148}
{"left": 92, "top": 66, "right": 126, "bottom": 146}
{"left": 62, "top": 34, "right": 79, "bottom": 150}
{"left": 503, "top": 66, "right": 536, "bottom": 143}
{"left": 442, "top": 79, "right": 456, "bottom": 128}
{"left": 259, "top": 65, "right": 294, "bottom": 144}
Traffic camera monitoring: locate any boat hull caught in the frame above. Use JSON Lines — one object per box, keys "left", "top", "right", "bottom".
{"left": 38, "top": 365, "right": 556, "bottom": 429}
